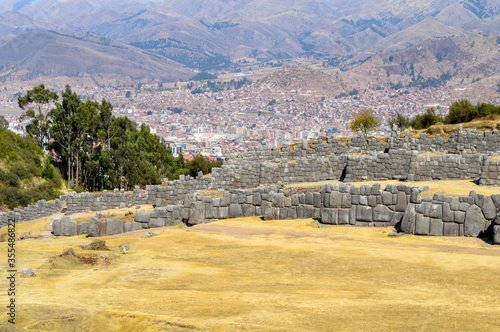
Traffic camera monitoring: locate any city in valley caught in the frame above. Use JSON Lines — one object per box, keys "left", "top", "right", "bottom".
{"left": 1, "top": 75, "right": 500, "bottom": 160}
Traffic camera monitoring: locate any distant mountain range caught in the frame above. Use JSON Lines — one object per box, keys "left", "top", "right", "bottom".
{"left": 1, "top": 0, "right": 500, "bottom": 86}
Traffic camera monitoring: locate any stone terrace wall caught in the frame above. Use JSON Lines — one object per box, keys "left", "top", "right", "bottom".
{"left": 39, "top": 182, "right": 500, "bottom": 244}
{"left": 389, "top": 128, "right": 500, "bottom": 154}
{"left": 0, "top": 199, "right": 63, "bottom": 228}
{"left": 3, "top": 127, "right": 500, "bottom": 230}
{"left": 480, "top": 159, "right": 500, "bottom": 186}
{"left": 400, "top": 191, "right": 500, "bottom": 238}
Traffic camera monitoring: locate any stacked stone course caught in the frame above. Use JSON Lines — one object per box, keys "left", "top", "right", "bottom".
{"left": 3, "top": 127, "right": 500, "bottom": 243}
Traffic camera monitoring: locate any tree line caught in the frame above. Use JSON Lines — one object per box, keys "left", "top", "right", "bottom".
{"left": 390, "top": 99, "right": 500, "bottom": 130}
{"left": 18, "top": 84, "right": 222, "bottom": 193}
{"left": 351, "top": 99, "right": 500, "bottom": 136}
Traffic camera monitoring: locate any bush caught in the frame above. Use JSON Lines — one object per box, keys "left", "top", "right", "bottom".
{"left": 41, "top": 157, "right": 54, "bottom": 180}
{"left": 388, "top": 113, "right": 410, "bottom": 130}
{"left": 410, "top": 108, "right": 443, "bottom": 129}
{"left": 0, "top": 170, "right": 20, "bottom": 187}
{"left": 445, "top": 100, "right": 500, "bottom": 124}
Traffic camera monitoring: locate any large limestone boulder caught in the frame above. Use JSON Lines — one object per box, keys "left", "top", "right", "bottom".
{"left": 88, "top": 217, "right": 104, "bottom": 237}
{"left": 464, "top": 205, "right": 487, "bottom": 237}
{"left": 399, "top": 204, "right": 416, "bottom": 234}
{"left": 135, "top": 210, "right": 151, "bottom": 223}
{"left": 52, "top": 219, "right": 61, "bottom": 236}
{"left": 60, "top": 217, "right": 77, "bottom": 236}
{"left": 105, "top": 218, "right": 124, "bottom": 236}
{"left": 189, "top": 201, "right": 205, "bottom": 224}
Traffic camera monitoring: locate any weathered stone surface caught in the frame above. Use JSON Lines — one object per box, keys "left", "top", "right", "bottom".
{"left": 80, "top": 221, "right": 89, "bottom": 235}
{"left": 443, "top": 222, "right": 459, "bottom": 237}
{"left": 330, "top": 192, "right": 342, "bottom": 208}
{"left": 52, "top": 219, "right": 61, "bottom": 236}
{"left": 242, "top": 204, "right": 255, "bottom": 217}
{"left": 205, "top": 203, "right": 214, "bottom": 219}
{"left": 349, "top": 206, "right": 356, "bottom": 225}
{"left": 341, "top": 193, "right": 352, "bottom": 208}
{"left": 149, "top": 218, "right": 166, "bottom": 228}
{"left": 60, "top": 217, "right": 77, "bottom": 236}
{"left": 356, "top": 205, "right": 372, "bottom": 222}
{"left": 400, "top": 204, "right": 416, "bottom": 234}
{"left": 338, "top": 208, "right": 349, "bottom": 224}
{"left": 219, "top": 206, "right": 229, "bottom": 219}
{"left": 390, "top": 212, "right": 404, "bottom": 226}
{"left": 303, "top": 205, "right": 315, "bottom": 218}
{"left": 381, "top": 191, "right": 392, "bottom": 205}
{"left": 429, "top": 219, "right": 443, "bottom": 236}
{"left": 373, "top": 204, "right": 392, "bottom": 222}
{"left": 135, "top": 210, "right": 150, "bottom": 223}
{"left": 313, "top": 193, "right": 322, "bottom": 208}
{"left": 491, "top": 194, "right": 500, "bottom": 209}
{"left": 189, "top": 201, "right": 205, "bottom": 224}
{"left": 481, "top": 196, "right": 496, "bottom": 220}
{"left": 415, "top": 215, "right": 430, "bottom": 235}
{"left": 151, "top": 208, "right": 167, "bottom": 218}
{"left": 321, "top": 208, "right": 331, "bottom": 224}
{"left": 22, "top": 268, "right": 34, "bottom": 277}
{"left": 106, "top": 218, "right": 124, "bottom": 235}
{"left": 88, "top": 217, "right": 101, "bottom": 237}
{"left": 221, "top": 193, "right": 231, "bottom": 207}
{"left": 305, "top": 192, "right": 314, "bottom": 205}
{"left": 494, "top": 225, "right": 500, "bottom": 244}
{"left": 131, "top": 222, "right": 143, "bottom": 231}
{"left": 429, "top": 204, "right": 442, "bottom": 219}
{"left": 442, "top": 203, "right": 453, "bottom": 222}
{"left": 396, "top": 192, "right": 408, "bottom": 212}
{"left": 124, "top": 223, "right": 132, "bottom": 232}
{"left": 464, "top": 205, "right": 487, "bottom": 237}
{"left": 229, "top": 203, "right": 243, "bottom": 218}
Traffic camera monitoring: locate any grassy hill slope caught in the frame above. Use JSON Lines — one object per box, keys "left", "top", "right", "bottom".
{"left": 0, "top": 30, "right": 192, "bottom": 84}
{"left": 0, "top": 126, "right": 62, "bottom": 210}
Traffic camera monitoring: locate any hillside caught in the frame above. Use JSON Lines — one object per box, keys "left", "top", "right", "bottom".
{"left": 0, "top": 30, "right": 192, "bottom": 84}
{"left": 256, "top": 66, "right": 343, "bottom": 94}
{"left": 340, "top": 33, "right": 500, "bottom": 88}
{"left": 1, "top": 1, "right": 500, "bottom": 84}
{"left": 0, "top": 125, "right": 62, "bottom": 210}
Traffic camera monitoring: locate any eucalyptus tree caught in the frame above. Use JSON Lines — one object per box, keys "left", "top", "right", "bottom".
{"left": 18, "top": 84, "right": 58, "bottom": 149}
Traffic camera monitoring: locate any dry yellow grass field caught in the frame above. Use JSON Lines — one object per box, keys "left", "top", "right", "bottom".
{"left": 1, "top": 216, "right": 500, "bottom": 331}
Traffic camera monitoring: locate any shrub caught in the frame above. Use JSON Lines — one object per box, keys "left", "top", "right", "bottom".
{"left": 410, "top": 108, "right": 443, "bottom": 129}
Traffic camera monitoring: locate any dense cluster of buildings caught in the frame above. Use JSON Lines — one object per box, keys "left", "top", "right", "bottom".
{"left": 1, "top": 81, "right": 498, "bottom": 159}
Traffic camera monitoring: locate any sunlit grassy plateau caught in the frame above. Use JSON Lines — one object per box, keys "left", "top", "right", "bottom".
{"left": 1, "top": 181, "right": 500, "bottom": 331}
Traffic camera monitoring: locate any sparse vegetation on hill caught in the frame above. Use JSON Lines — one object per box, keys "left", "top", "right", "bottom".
{"left": 0, "top": 125, "right": 62, "bottom": 210}
{"left": 409, "top": 99, "right": 500, "bottom": 130}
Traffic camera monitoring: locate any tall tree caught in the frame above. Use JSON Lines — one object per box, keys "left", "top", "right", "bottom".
{"left": 349, "top": 109, "right": 381, "bottom": 137}
{"left": 49, "top": 85, "right": 80, "bottom": 187}
{"left": 18, "top": 84, "right": 58, "bottom": 149}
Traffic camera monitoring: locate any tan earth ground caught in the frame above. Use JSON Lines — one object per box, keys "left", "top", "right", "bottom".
{"left": 1, "top": 213, "right": 500, "bottom": 331}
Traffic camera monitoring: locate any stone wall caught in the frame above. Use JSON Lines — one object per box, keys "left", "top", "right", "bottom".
{"left": 480, "top": 159, "right": 500, "bottom": 186}
{"left": 0, "top": 199, "right": 63, "bottom": 228}
{"left": 51, "top": 182, "right": 499, "bottom": 244}
{"left": 3, "top": 127, "right": 500, "bottom": 235}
